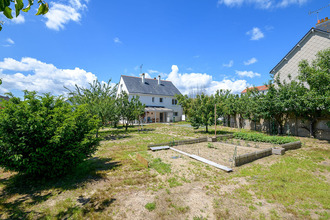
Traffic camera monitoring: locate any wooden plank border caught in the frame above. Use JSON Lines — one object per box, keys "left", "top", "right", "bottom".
{"left": 136, "top": 153, "right": 148, "bottom": 168}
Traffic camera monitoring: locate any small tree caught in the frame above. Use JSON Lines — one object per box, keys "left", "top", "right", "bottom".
{"left": 0, "top": 91, "right": 99, "bottom": 178}
{"left": 117, "top": 92, "right": 145, "bottom": 131}
{"left": 189, "top": 93, "right": 215, "bottom": 133}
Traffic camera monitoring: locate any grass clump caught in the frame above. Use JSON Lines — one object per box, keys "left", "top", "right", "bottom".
{"left": 234, "top": 132, "right": 298, "bottom": 144}
{"left": 149, "top": 158, "right": 171, "bottom": 174}
{"left": 145, "top": 202, "right": 156, "bottom": 211}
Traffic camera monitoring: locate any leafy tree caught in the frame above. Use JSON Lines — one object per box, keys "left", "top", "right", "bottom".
{"left": 117, "top": 91, "right": 145, "bottom": 131}
{"left": 296, "top": 48, "right": 330, "bottom": 137}
{"left": 0, "top": 0, "right": 49, "bottom": 31}
{"left": 189, "top": 93, "right": 215, "bottom": 133}
{"left": 66, "top": 79, "right": 118, "bottom": 135}
{"left": 175, "top": 94, "right": 192, "bottom": 118}
{"left": 0, "top": 91, "right": 99, "bottom": 178}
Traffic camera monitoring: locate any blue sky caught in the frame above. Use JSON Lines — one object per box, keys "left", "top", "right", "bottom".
{"left": 0, "top": 0, "right": 329, "bottom": 97}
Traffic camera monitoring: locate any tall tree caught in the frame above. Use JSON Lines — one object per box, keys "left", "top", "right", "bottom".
{"left": 66, "top": 79, "right": 118, "bottom": 135}
{"left": 189, "top": 93, "right": 215, "bottom": 133}
{"left": 296, "top": 48, "right": 330, "bottom": 137}
{"left": 117, "top": 91, "right": 145, "bottom": 131}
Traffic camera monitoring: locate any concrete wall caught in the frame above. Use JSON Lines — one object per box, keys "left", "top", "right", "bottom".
{"left": 225, "top": 115, "right": 330, "bottom": 140}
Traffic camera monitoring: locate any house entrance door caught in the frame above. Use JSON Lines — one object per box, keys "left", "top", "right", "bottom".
{"left": 160, "top": 113, "right": 163, "bottom": 122}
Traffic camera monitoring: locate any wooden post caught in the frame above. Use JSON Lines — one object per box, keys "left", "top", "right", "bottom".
{"left": 214, "top": 104, "right": 217, "bottom": 136}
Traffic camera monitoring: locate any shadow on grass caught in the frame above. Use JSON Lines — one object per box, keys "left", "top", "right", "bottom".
{"left": 0, "top": 157, "right": 121, "bottom": 219}
{"left": 194, "top": 129, "right": 233, "bottom": 135}
{"left": 98, "top": 127, "right": 155, "bottom": 141}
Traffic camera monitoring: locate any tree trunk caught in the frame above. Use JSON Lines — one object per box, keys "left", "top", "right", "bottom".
{"left": 206, "top": 124, "right": 208, "bottom": 133}
{"left": 310, "top": 119, "right": 316, "bottom": 138}
{"left": 125, "top": 121, "right": 128, "bottom": 131}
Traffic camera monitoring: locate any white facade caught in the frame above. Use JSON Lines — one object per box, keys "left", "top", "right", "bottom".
{"left": 271, "top": 29, "right": 330, "bottom": 84}
{"left": 117, "top": 76, "right": 183, "bottom": 123}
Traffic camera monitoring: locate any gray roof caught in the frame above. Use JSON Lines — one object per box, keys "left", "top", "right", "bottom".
{"left": 316, "top": 19, "right": 330, "bottom": 32}
{"left": 0, "top": 95, "right": 9, "bottom": 101}
{"left": 121, "top": 75, "right": 181, "bottom": 96}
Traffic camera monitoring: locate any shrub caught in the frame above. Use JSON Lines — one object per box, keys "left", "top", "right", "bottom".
{"left": 233, "top": 132, "right": 298, "bottom": 144}
{"left": 0, "top": 92, "right": 100, "bottom": 178}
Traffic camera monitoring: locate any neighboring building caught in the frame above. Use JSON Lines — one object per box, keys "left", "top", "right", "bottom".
{"left": 270, "top": 17, "right": 330, "bottom": 84}
{"left": 117, "top": 74, "right": 183, "bottom": 123}
{"left": 0, "top": 95, "right": 9, "bottom": 101}
{"left": 241, "top": 85, "right": 269, "bottom": 95}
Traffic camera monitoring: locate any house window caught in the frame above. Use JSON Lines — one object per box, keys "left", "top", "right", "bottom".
{"left": 173, "top": 112, "right": 178, "bottom": 116}
{"left": 172, "top": 99, "right": 177, "bottom": 105}
{"left": 152, "top": 97, "right": 155, "bottom": 102}
{"left": 160, "top": 98, "right": 163, "bottom": 103}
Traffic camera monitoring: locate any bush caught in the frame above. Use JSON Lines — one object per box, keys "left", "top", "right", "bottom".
{"left": 0, "top": 92, "right": 100, "bottom": 178}
{"left": 233, "top": 132, "right": 298, "bottom": 144}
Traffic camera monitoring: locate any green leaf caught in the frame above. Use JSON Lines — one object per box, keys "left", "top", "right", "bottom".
{"left": 15, "top": 0, "right": 24, "bottom": 17}
{"left": 35, "top": 2, "right": 48, "bottom": 15}
{"left": 0, "top": 0, "right": 11, "bottom": 11}
{"left": 3, "top": 6, "right": 13, "bottom": 19}
{"left": 22, "top": 0, "right": 34, "bottom": 12}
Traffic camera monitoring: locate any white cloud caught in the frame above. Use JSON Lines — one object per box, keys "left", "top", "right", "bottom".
{"left": 236, "top": 70, "right": 261, "bottom": 78}
{"left": 244, "top": 57, "right": 257, "bottom": 65}
{"left": 45, "top": 0, "right": 88, "bottom": 31}
{"left": 114, "top": 37, "right": 122, "bottom": 44}
{"left": 12, "top": 15, "right": 25, "bottom": 24}
{"left": 223, "top": 60, "right": 234, "bottom": 68}
{"left": 246, "top": 27, "right": 264, "bottom": 40}
{"left": 6, "top": 38, "right": 14, "bottom": 44}
{"left": 166, "top": 65, "right": 249, "bottom": 94}
{"left": 0, "top": 57, "right": 97, "bottom": 95}
{"left": 217, "top": 0, "right": 307, "bottom": 9}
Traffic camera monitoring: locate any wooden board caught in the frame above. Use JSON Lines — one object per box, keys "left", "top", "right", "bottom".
{"left": 150, "top": 146, "right": 170, "bottom": 151}
{"left": 136, "top": 153, "right": 148, "bottom": 168}
{"left": 170, "top": 147, "right": 232, "bottom": 172}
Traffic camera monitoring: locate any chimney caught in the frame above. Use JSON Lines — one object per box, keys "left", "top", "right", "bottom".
{"left": 141, "top": 73, "right": 145, "bottom": 84}
{"left": 316, "top": 17, "right": 329, "bottom": 26}
{"left": 158, "top": 75, "right": 161, "bottom": 85}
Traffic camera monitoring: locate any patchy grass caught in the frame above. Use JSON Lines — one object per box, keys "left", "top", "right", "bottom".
{"left": 0, "top": 123, "right": 329, "bottom": 219}
{"left": 145, "top": 202, "right": 156, "bottom": 211}
{"left": 149, "top": 158, "right": 171, "bottom": 174}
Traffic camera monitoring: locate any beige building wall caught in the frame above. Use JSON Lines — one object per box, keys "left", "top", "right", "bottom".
{"left": 272, "top": 31, "right": 330, "bottom": 83}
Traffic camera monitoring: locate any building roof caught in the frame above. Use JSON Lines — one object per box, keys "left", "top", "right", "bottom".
{"left": 270, "top": 17, "right": 330, "bottom": 74}
{"left": 316, "top": 17, "right": 330, "bottom": 32}
{"left": 241, "top": 85, "right": 269, "bottom": 94}
{"left": 0, "top": 95, "right": 9, "bottom": 101}
{"left": 121, "top": 75, "right": 182, "bottom": 96}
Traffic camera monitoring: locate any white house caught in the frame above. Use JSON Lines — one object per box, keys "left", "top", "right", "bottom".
{"left": 117, "top": 74, "right": 183, "bottom": 123}
{"left": 270, "top": 17, "right": 330, "bottom": 83}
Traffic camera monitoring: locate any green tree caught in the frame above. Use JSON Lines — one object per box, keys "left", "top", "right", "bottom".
{"left": 175, "top": 94, "right": 192, "bottom": 119}
{"left": 0, "top": 91, "right": 99, "bottom": 178}
{"left": 117, "top": 91, "right": 145, "bottom": 131}
{"left": 296, "top": 48, "right": 330, "bottom": 137}
{"left": 66, "top": 79, "right": 118, "bottom": 135}
{"left": 189, "top": 93, "right": 215, "bottom": 133}
{"left": 0, "top": 0, "right": 49, "bottom": 31}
